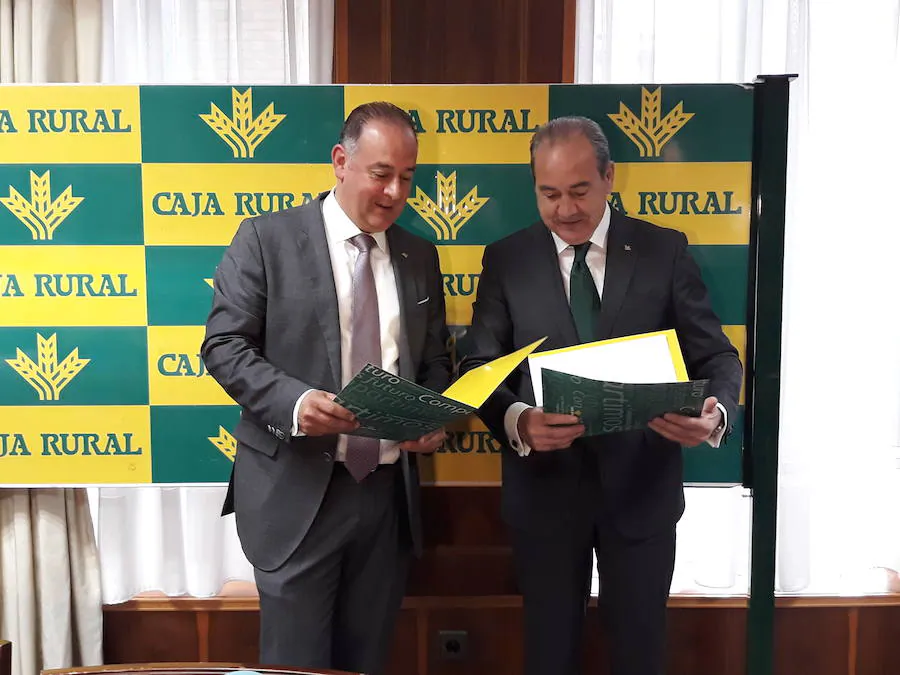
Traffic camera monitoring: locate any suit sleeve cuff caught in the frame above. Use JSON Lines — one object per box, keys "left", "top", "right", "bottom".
{"left": 706, "top": 402, "right": 728, "bottom": 448}
{"left": 504, "top": 402, "right": 533, "bottom": 456}
{"left": 291, "top": 390, "right": 315, "bottom": 437}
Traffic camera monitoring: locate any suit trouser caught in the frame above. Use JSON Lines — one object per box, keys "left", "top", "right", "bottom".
{"left": 509, "top": 469, "right": 677, "bottom": 675}
{"left": 254, "top": 461, "right": 409, "bottom": 675}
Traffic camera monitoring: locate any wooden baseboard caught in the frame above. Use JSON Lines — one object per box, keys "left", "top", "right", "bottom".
{"left": 102, "top": 594, "right": 900, "bottom": 675}
{"left": 103, "top": 592, "right": 900, "bottom": 613}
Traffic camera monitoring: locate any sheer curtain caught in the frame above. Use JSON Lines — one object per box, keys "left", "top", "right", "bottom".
{"left": 1, "top": 4, "right": 105, "bottom": 675}
{"left": 576, "top": 0, "right": 900, "bottom": 595}
{"left": 93, "top": 0, "right": 334, "bottom": 604}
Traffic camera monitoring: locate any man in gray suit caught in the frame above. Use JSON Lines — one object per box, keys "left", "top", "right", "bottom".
{"left": 201, "top": 102, "right": 452, "bottom": 675}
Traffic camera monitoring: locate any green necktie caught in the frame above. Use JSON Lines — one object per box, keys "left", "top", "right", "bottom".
{"left": 569, "top": 242, "right": 601, "bottom": 343}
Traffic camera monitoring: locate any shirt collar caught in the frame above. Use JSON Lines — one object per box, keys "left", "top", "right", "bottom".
{"left": 551, "top": 202, "right": 612, "bottom": 255}
{"left": 322, "top": 188, "right": 388, "bottom": 253}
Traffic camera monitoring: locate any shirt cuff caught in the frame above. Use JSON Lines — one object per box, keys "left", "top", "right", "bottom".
{"left": 291, "top": 390, "right": 315, "bottom": 437}
{"left": 504, "top": 401, "right": 534, "bottom": 456}
{"left": 706, "top": 402, "right": 728, "bottom": 448}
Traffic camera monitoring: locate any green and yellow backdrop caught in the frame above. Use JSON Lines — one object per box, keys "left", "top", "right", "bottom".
{"left": 0, "top": 83, "right": 750, "bottom": 486}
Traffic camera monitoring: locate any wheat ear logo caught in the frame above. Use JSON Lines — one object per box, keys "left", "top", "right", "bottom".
{"left": 6, "top": 333, "right": 90, "bottom": 401}
{"left": 0, "top": 171, "right": 83, "bottom": 241}
{"left": 608, "top": 87, "right": 694, "bottom": 158}
{"left": 408, "top": 171, "right": 488, "bottom": 241}
{"left": 208, "top": 426, "right": 237, "bottom": 462}
{"left": 200, "top": 87, "right": 285, "bottom": 159}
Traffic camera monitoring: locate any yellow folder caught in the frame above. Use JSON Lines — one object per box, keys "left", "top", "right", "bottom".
{"left": 442, "top": 337, "right": 546, "bottom": 408}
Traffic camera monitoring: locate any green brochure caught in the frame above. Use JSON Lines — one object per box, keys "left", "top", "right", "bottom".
{"left": 333, "top": 338, "right": 546, "bottom": 442}
{"left": 334, "top": 363, "right": 476, "bottom": 441}
{"left": 541, "top": 368, "right": 710, "bottom": 436}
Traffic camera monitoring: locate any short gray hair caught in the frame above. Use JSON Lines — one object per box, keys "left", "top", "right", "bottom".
{"left": 529, "top": 116, "right": 611, "bottom": 178}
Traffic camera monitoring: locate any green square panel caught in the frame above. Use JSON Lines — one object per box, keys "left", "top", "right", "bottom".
{"left": 150, "top": 405, "right": 240, "bottom": 483}
{"left": 397, "top": 164, "right": 540, "bottom": 246}
{"left": 549, "top": 84, "right": 753, "bottom": 163}
{"left": 0, "top": 326, "right": 148, "bottom": 405}
{"left": 140, "top": 85, "right": 344, "bottom": 164}
{"left": 145, "top": 246, "right": 226, "bottom": 326}
{"left": 0, "top": 164, "right": 143, "bottom": 245}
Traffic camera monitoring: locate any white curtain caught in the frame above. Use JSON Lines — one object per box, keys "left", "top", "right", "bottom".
{"left": 93, "top": 0, "right": 334, "bottom": 604}
{"left": 1, "top": 491, "right": 103, "bottom": 675}
{"left": 0, "top": 0, "right": 101, "bottom": 82}
{"left": 576, "top": 0, "right": 900, "bottom": 595}
{"left": 101, "top": 0, "right": 332, "bottom": 84}
{"left": 0, "top": 4, "right": 105, "bottom": 675}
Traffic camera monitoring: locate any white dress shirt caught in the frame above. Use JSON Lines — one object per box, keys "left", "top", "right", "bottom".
{"left": 503, "top": 206, "right": 727, "bottom": 455}
{"left": 291, "top": 189, "right": 402, "bottom": 464}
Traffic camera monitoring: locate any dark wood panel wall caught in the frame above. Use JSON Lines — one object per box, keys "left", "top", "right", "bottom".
{"left": 0, "top": 640, "right": 11, "bottom": 675}
{"left": 335, "top": 0, "right": 575, "bottom": 83}
{"left": 103, "top": 598, "right": 900, "bottom": 675}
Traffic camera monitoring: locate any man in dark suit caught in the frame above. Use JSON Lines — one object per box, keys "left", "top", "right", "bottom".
{"left": 201, "top": 102, "right": 451, "bottom": 675}
{"left": 458, "top": 116, "right": 743, "bottom": 675}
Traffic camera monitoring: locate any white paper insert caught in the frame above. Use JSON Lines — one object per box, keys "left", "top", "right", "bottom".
{"left": 528, "top": 333, "right": 681, "bottom": 407}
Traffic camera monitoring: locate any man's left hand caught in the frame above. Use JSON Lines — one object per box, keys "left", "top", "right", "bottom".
{"left": 648, "top": 396, "right": 722, "bottom": 447}
{"left": 399, "top": 428, "right": 447, "bottom": 453}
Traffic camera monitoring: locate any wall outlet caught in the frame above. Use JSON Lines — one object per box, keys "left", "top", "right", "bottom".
{"left": 437, "top": 629, "right": 469, "bottom": 660}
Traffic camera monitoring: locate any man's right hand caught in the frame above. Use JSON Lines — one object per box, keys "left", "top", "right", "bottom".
{"left": 297, "top": 390, "right": 359, "bottom": 436}
{"left": 518, "top": 407, "right": 585, "bottom": 451}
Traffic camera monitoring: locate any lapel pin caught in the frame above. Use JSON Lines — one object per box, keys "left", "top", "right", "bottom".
{"left": 624, "top": 244, "right": 632, "bottom": 251}
{"left": 401, "top": 252, "right": 408, "bottom": 258}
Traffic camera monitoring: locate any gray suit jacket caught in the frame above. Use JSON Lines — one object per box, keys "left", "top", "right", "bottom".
{"left": 201, "top": 193, "right": 451, "bottom": 572}
{"left": 459, "top": 209, "right": 743, "bottom": 539}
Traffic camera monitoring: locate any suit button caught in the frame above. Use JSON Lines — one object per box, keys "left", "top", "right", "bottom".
{"left": 322, "top": 452, "right": 332, "bottom": 462}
